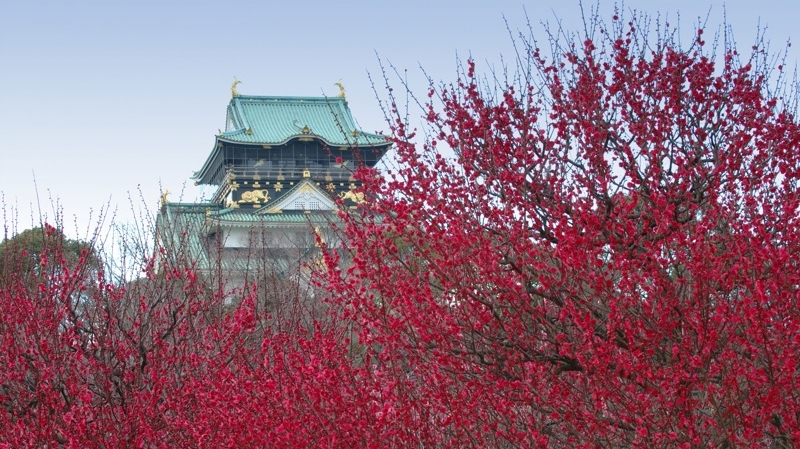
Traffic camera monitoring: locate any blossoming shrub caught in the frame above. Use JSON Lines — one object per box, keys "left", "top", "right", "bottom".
{"left": 325, "top": 12, "right": 800, "bottom": 448}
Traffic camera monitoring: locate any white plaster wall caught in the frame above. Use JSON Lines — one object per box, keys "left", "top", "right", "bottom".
{"left": 222, "top": 228, "right": 251, "bottom": 248}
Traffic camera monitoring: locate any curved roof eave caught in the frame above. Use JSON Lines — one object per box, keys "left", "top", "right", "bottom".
{"left": 192, "top": 136, "right": 224, "bottom": 183}
{"left": 216, "top": 133, "right": 391, "bottom": 149}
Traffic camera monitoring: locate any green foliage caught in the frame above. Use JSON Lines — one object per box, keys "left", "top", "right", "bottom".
{"left": 0, "top": 225, "right": 100, "bottom": 285}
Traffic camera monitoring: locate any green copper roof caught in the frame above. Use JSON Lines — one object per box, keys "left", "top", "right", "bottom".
{"left": 193, "top": 94, "right": 391, "bottom": 186}
{"left": 221, "top": 95, "right": 390, "bottom": 147}
{"left": 156, "top": 203, "right": 338, "bottom": 272}
{"left": 211, "top": 210, "right": 337, "bottom": 226}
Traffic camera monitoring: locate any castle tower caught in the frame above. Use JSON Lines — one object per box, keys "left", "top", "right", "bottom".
{"left": 157, "top": 87, "right": 391, "bottom": 280}
{"left": 192, "top": 94, "right": 390, "bottom": 211}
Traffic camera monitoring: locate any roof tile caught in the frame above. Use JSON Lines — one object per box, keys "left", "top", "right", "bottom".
{"left": 221, "top": 95, "right": 388, "bottom": 147}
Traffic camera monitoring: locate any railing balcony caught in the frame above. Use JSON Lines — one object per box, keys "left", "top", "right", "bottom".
{"left": 226, "top": 164, "right": 357, "bottom": 182}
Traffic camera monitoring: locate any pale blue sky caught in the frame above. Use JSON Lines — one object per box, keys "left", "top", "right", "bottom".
{"left": 1, "top": 0, "right": 798, "bottom": 239}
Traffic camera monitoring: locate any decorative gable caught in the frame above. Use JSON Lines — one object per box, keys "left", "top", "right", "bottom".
{"left": 258, "top": 180, "right": 337, "bottom": 214}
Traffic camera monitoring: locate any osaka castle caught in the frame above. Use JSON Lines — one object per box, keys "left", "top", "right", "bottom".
{"left": 156, "top": 81, "right": 391, "bottom": 280}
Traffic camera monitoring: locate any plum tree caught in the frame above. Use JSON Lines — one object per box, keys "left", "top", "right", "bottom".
{"left": 326, "top": 9, "right": 800, "bottom": 448}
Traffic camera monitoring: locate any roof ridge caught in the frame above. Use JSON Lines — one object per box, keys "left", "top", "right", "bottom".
{"left": 235, "top": 95, "right": 348, "bottom": 102}
{"left": 232, "top": 97, "right": 251, "bottom": 131}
